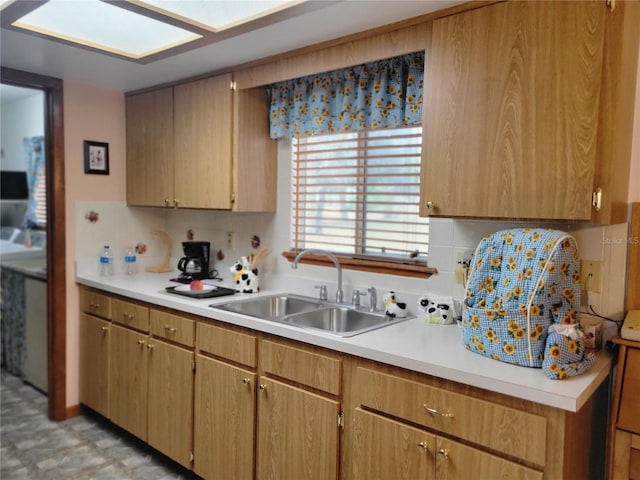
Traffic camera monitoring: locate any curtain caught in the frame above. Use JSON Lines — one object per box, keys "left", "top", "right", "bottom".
{"left": 0, "top": 268, "right": 26, "bottom": 377}
{"left": 22, "top": 135, "right": 45, "bottom": 228}
{"left": 268, "top": 52, "right": 424, "bottom": 140}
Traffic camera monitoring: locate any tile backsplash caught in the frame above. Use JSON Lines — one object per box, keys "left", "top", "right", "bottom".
{"left": 75, "top": 200, "right": 629, "bottom": 321}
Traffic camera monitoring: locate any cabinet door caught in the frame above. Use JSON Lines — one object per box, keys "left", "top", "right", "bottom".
{"left": 126, "top": 87, "right": 174, "bottom": 207}
{"left": 147, "top": 339, "right": 194, "bottom": 468}
{"left": 194, "top": 355, "right": 256, "bottom": 480}
{"left": 350, "top": 408, "right": 434, "bottom": 480}
{"left": 618, "top": 348, "right": 640, "bottom": 433}
{"left": 257, "top": 376, "right": 340, "bottom": 480}
{"left": 435, "top": 437, "right": 542, "bottom": 480}
{"left": 421, "top": 1, "right": 605, "bottom": 220}
{"left": 79, "top": 313, "right": 110, "bottom": 417}
{"left": 174, "top": 74, "right": 233, "bottom": 209}
{"left": 109, "top": 324, "right": 148, "bottom": 441}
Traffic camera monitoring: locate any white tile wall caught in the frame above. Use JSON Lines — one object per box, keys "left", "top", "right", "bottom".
{"left": 75, "top": 152, "right": 630, "bottom": 320}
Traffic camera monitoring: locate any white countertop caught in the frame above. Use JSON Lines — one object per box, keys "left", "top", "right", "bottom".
{"left": 76, "top": 269, "right": 612, "bottom": 413}
{"left": 1, "top": 257, "right": 48, "bottom": 280}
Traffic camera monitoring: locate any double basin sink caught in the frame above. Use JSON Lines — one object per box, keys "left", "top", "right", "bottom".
{"left": 210, "top": 293, "right": 412, "bottom": 337}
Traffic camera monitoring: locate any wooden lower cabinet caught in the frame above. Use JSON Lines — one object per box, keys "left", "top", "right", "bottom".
{"left": 109, "top": 324, "right": 148, "bottom": 441}
{"left": 147, "top": 339, "right": 194, "bottom": 469}
{"left": 193, "top": 355, "right": 256, "bottom": 480}
{"left": 79, "top": 313, "right": 110, "bottom": 417}
{"left": 350, "top": 408, "right": 541, "bottom": 480}
{"left": 351, "top": 408, "right": 435, "bottom": 480}
{"left": 79, "top": 289, "right": 607, "bottom": 480}
{"left": 608, "top": 337, "right": 640, "bottom": 479}
{"left": 257, "top": 376, "right": 340, "bottom": 480}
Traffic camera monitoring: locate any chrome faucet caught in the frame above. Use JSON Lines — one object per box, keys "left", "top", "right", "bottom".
{"left": 291, "top": 249, "right": 343, "bottom": 303}
{"left": 367, "top": 286, "right": 377, "bottom": 312}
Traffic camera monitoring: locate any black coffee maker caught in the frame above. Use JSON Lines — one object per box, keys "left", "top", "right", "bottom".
{"left": 177, "top": 241, "right": 210, "bottom": 281}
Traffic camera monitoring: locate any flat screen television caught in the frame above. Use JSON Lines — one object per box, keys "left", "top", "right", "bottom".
{"left": 1, "top": 171, "right": 29, "bottom": 200}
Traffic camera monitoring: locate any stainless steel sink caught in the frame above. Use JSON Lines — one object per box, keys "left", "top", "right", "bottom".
{"left": 212, "top": 294, "right": 323, "bottom": 321}
{"left": 210, "top": 294, "right": 412, "bottom": 337}
{"left": 284, "top": 307, "right": 406, "bottom": 336}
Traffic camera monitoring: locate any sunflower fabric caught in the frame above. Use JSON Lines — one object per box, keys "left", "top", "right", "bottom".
{"left": 461, "top": 228, "right": 595, "bottom": 380}
{"left": 267, "top": 52, "right": 424, "bottom": 139}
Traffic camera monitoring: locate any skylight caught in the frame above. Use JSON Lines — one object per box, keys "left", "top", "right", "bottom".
{"left": 135, "top": 0, "right": 304, "bottom": 32}
{"left": 11, "top": 0, "right": 202, "bottom": 59}
{"left": 1, "top": 0, "right": 308, "bottom": 63}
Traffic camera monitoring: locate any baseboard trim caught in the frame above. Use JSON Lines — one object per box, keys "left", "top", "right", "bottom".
{"left": 65, "top": 404, "right": 81, "bottom": 419}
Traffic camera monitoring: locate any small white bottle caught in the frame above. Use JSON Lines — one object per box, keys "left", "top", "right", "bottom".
{"left": 124, "top": 246, "right": 137, "bottom": 275}
{"left": 99, "top": 245, "right": 114, "bottom": 276}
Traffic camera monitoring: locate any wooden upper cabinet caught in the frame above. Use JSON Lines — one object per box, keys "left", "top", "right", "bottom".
{"left": 174, "top": 74, "right": 233, "bottom": 209}
{"left": 126, "top": 73, "right": 277, "bottom": 211}
{"left": 126, "top": 87, "right": 174, "bottom": 207}
{"left": 421, "top": 1, "right": 607, "bottom": 220}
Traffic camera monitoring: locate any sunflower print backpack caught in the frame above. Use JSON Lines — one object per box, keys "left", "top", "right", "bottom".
{"left": 461, "top": 228, "right": 595, "bottom": 380}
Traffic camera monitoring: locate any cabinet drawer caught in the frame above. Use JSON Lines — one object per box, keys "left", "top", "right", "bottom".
{"left": 260, "top": 340, "right": 341, "bottom": 396}
{"left": 619, "top": 348, "right": 640, "bottom": 433}
{"left": 197, "top": 322, "right": 256, "bottom": 368}
{"left": 112, "top": 298, "right": 149, "bottom": 332}
{"left": 355, "top": 367, "right": 547, "bottom": 466}
{"left": 79, "top": 288, "right": 111, "bottom": 319}
{"left": 150, "top": 309, "right": 195, "bottom": 347}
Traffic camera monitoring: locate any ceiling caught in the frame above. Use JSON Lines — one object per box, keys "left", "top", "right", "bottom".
{"left": 0, "top": 0, "right": 463, "bottom": 94}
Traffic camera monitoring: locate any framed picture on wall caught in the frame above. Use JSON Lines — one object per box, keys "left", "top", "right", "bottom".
{"left": 84, "top": 140, "right": 109, "bottom": 175}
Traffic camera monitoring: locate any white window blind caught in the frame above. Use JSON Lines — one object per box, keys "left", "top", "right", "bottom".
{"left": 34, "top": 168, "right": 47, "bottom": 228}
{"left": 291, "top": 126, "right": 428, "bottom": 265}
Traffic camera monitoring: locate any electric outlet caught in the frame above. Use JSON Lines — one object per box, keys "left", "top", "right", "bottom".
{"left": 580, "top": 260, "right": 602, "bottom": 293}
{"left": 227, "top": 232, "right": 235, "bottom": 250}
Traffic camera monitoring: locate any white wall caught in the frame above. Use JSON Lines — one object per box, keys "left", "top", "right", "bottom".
{"left": 0, "top": 90, "right": 44, "bottom": 170}
{"left": 76, "top": 140, "right": 629, "bottom": 323}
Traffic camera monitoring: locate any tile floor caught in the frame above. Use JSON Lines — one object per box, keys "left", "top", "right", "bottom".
{"left": 1, "top": 369, "right": 199, "bottom": 479}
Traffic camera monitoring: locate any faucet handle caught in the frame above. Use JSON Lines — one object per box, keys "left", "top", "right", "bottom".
{"left": 351, "top": 289, "right": 367, "bottom": 307}
{"left": 367, "top": 286, "right": 378, "bottom": 312}
{"left": 315, "top": 285, "right": 328, "bottom": 301}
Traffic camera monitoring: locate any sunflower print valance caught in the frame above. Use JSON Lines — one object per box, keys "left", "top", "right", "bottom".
{"left": 267, "top": 51, "right": 424, "bottom": 139}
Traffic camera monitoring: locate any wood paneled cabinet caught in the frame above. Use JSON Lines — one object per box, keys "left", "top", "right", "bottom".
{"left": 257, "top": 340, "right": 342, "bottom": 480}
{"left": 343, "top": 363, "right": 607, "bottom": 480}
{"left": 193, "top": 323, "right": 257, "bottom": 480}
{"left": 109, "top": 323, "right": 149, "bottom": 441}
{"left": 79, "top": 288, "right": 112, "bottom": 418}
{"left": 350, "top": 408, "right": 541, "bottom": 480}
{"left": 79, "top": 288, "right": 607, "bottom": 480}
{"left": 421, "top": 0, "right": 640, "bottom": 222}
{"left": 608, "top": 337, "right": 640, "bottom": 479}
{"left": 257, "top": 377, "right": 340, "bottom": 480}
{"left": 147, "top": 309, "right": 196, "bottom": 469}
{"left": 126, "top": 73, "right": 276, "bottom": 211}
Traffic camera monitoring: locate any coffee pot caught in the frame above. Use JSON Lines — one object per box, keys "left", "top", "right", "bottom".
{"left": 177, "top": 241, "right": 210, "bottom": 280}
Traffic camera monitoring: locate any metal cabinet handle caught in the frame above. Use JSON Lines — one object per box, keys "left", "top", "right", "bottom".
{"left": 242, "top": 378, "right": 251, "bottom": 385}
{"left": 438, "top": 448, "right": 449, "bottom": 459}
{"left": 426, "top": 201, "right": 435, "bottom": 211}
{"left": 423, "top": 404, "right": 454, "bottom": 418}
{"left": 418, "top": 441, "right": 429, "bottom": 452}
{"left": 147, "top": 344, "right": 155, "bottom": 350}
{"left": 164, "top": 325, "right": 177, "bottom": 333}
{"left": 137, "top": 339, "right": 145, "bottom": 345}
{"left": 100, "top": 326, "right": 108, "bottom": 332}
{"left": 259, "top": 384, "right": 268, "bottom": 390}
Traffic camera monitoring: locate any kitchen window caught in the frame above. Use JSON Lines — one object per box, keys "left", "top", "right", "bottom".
{"left": 285, "top": 125, "right": 433, "bottom": 277}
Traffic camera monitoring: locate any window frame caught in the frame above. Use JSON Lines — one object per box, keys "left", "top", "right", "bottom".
{"left": 284, "top": 127, "right": 435, "bottom": 279}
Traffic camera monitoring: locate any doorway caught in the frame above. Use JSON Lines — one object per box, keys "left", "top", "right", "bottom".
{"left": 1, "top": 67, "right": 66, "bottom": 421}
